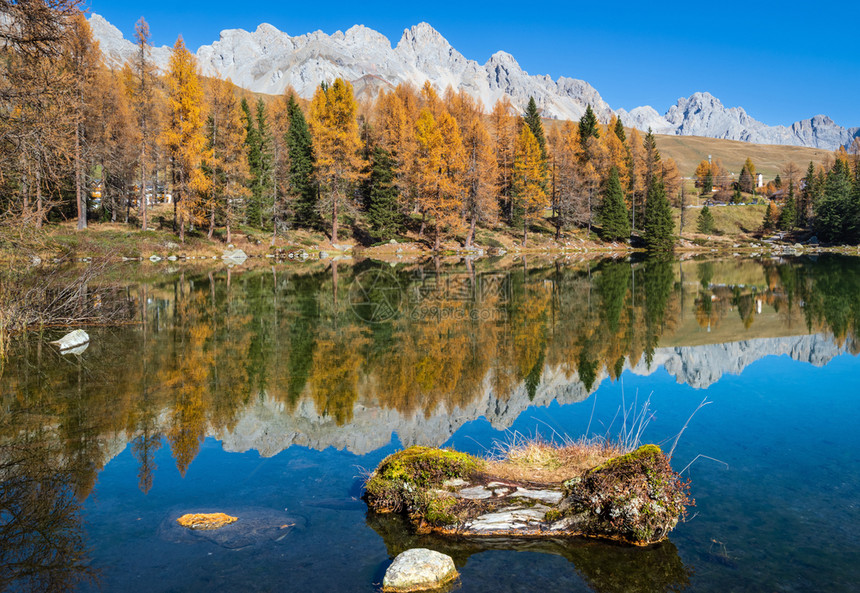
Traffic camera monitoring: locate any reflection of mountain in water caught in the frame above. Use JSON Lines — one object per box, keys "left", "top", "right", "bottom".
{"left": 638, "top": 333, "right": 847, "bottom": 389}
{"left": 216, "top": 333, "right": 847, "bottom": 456}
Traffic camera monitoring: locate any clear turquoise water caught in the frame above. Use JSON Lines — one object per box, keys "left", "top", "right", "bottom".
{"left": 3, "top": 255, "right": 859, "bottom": 592}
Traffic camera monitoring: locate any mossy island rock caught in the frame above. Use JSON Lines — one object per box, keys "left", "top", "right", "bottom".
{"left": 363, "top": 444, "right": 690, "bottom": 546}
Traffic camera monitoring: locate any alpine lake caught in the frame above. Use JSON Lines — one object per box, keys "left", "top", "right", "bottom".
{"left": 2, "top": 253, "right": 859, "bottom": 593}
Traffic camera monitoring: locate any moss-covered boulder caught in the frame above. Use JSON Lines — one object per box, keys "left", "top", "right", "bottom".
{"left": 364, "top": 444, "right": 690, "bottom": 546}
{"left": 558, "top": 444, "right": 691, "bottom": 545}
{"left": 364, "top": 446, "right": 483, "bottom": 526}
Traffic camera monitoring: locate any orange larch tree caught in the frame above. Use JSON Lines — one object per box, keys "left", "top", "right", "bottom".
{"left": 308, "top": 78, "right": 365, "bottom": 243}
{"left": 163, "top": 36, "right": 209, "bottom": 242}
{"left": 513, "top": 122, "right": 548, "bottom": 246}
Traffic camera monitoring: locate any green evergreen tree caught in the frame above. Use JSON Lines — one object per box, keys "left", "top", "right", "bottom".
{"left": 798, "top": 161, "right": 817, "bottom": 227}
{"left": 578, "top": 104, "right": 600, "bottom": 152}
{"left": 253, "top": 98, "right": 274, "bottom": 228}
{"left": 778, "top": 181, "right": 797, "bottom": 230}
{"left": 365, "top": 146, "right": 403, "bottom": 240}
{"left": 241, "top": 98, "right": 274, "bottom": 229}
{"left": 642, "top": 178, "right": 674, "bottom": 251}
{"left": 696, "top": 205, "right": 715, "bottom": 234}
{"left": 643, "top": 127, "right": 661, "bottom": 189}
{"left": 598, "top": 166, "right": 630, "bottom": 241}
{"left": 774, "top": 174, "right": 782, "bottom": 189}
{"left": 762, "top": 202, "right": 778, "bottom": 232}
{"left": 732, "top": 185, "right": 743, "bottom": 204}
{"left": 240, "top": 97, "right": 258, "bottom": 225}
{"left": 815, "top": 159, "right": 854, "bottom": 242}
{"left": 285, "top": 94, "right": 317, "bottom": 228}
{"left": 523, "top": 96, "right": 547, "bottom": 160}
{"left": 613, "top": 116, "right": 626, "bottom": 143}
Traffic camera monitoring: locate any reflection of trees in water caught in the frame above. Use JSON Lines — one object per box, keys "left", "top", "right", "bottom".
{"left": 3, "top": 256, "right": 860, "bottom": 496}
{"left": 0, "top": 411, "right": 97, "bottom": 592}
{"left": 367, "top": 511, "right": 690, "bottom": 593}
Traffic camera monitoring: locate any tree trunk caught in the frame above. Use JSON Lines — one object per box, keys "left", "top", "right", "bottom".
{"left": 523, "top": 219, "right": 527, "bottom": 247}
{"left": 331, "top": 193, "right": 338, "bottom": 243}
{"left": 434, "top": 223, "right": 440, "bottom": 251}
{"left": 465, "top": 215, "right": 476, "bottom": 248}
{"left": 35, "top": 168, "right": 42, "bottom": 229}
{"left": 226, "top": 221, "right": 231, "bottom": 244}
{"left": 140, "top": 155, "right": 147, "bottom": 231}
{"left": 418, "top": 211, "right": 425, "bottom": 238}
{"left": 75, "top": 120, "right": 86, "bottom": 230}
{"left": 208, "top": 205, "right": 215, "bottom": 239}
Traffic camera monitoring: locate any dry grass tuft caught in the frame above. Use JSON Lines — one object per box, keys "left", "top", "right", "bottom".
{"left": 485, "top": 434, "right": 623, "bottom": 484}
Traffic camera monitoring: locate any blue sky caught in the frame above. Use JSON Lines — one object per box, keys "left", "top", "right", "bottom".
{"left": 88, "top": 0, "right": 859, "bottom": 128}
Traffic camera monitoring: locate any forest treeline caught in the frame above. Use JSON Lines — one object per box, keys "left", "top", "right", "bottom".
{"left": 1, "top": 2, "right": 685, "bottom": 250}
{"left": 3, "top": 3, "right": 860, "bottom": 250}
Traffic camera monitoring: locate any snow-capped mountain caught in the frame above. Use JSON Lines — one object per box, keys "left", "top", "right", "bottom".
{"left": 89, "top": 14, "right": 858, "bottom": 150}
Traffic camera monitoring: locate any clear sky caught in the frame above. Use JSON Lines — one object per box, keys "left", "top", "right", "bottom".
{"left": 88, "top": 0, "right": 859, "bottom": 128}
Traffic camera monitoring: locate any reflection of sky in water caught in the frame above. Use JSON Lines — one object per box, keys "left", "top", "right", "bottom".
{"left": 75, "top": 352, "right": 860, "bottom": 592}
{"left": 3, "top": 256, "right": 860, "bottom": 591}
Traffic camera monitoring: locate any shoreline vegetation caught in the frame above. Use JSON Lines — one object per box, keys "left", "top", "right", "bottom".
{"left": 2, "top": 4, "right": 859, "bottom": 271}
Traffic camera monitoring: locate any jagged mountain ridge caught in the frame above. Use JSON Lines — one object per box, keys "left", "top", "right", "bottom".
{"left": 89, "top": 14, "right": 858, "bottom": 150}
{"left": 617, "top": 92, "right": 860, "bottom": 150}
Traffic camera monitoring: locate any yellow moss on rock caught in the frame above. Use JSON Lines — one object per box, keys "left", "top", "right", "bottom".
{"left": 176, "top": 512, "right": 238, "bottom": 530}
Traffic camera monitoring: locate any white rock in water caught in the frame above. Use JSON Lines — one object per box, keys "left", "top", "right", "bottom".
{"left": 50, "top": 329, "right": 90, "bottom": 352}
{"left": 383, "top": 548, "right": 457, "bottom": 592}
{"left": 222, "top": 248, "right": 248, "bottom": 263}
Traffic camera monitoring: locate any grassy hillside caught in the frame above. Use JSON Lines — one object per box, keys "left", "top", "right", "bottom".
{"left": 653, "top": 134, "right": 832, "bottom": 179}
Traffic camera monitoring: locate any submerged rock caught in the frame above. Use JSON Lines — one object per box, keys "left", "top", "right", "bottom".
{"left": 176, "top": 512, "right": 237, "bottom": 530}
{"left": 160, "top": 507, "right": 303, "bottom": 550}
{"left": 50, "top": 329, "right": 90, "bottom": 352}
{"left": 364, "top": 445, "right": 690, "bottom": 546}
{"left": 383, "top": 548, "right": 457, "bottom": 592}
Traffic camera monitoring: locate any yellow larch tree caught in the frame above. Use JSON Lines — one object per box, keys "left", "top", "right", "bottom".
{"left": 164, "top": 36, "right": 209, "bottom": 242}
{"left": 414, "top": 108, "right": 465, "bottom": 250}
{"left": 308, "top": 78, "right": 365, "bottom": 243}
{"left": 490, "top": 97, "right": 519, "bottom": 223}
{"left": 446, "top": 90, "right": 498, "bottom": 247}
{"left": 602, "top": 116, "right": 630, "bottom": 190}
{"left": 204, "top": 76, "right": 250, "bottom": 242}
{"left": 513, "top": 122, "right": 548, "bottom": 246}
{"left": 374, "top": 86, "right": 418, "bottom": 208}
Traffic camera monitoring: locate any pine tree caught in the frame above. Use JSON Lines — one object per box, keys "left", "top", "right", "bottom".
{"left": 285, "top": 93, "right": 317, "bottom": 228}
{"left": 598, "top": 167, "right": 629, "bottom": 242}
{"left": 642, "top": 178, "right": 674, "bottom": 251}
{"left": 244, "top": 98, "right": 274, "bottom": 229}
{"left": 739, "top": 165, "right": 754, "bottom": 194}
{"left": 815, "top": 158, "right": 854, "bottom": 242}
{"left": 762, "top": 202, "right": 778, "bottom": 232}
{"left": 613, "top": 116, "right": 626, "bottom": 143}
{"left": 578, "top": 104, "right": 600, "bottom": 153}
{"left": 778, "top": 181, "right": 796, "bottom": 230}
{"left": 365, "top": 146, "right": 403, "bottom": 240}
{"left": 643, "top": 127, "right": 661, "bottom": 190}
{"left": 697, "top": 205, "right": 715, "bottom": 234}
{"left": 523, "top": 96, "right": 547, "bottom": 160}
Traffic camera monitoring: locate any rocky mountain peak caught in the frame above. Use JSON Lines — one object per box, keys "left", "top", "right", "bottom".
{"left": 87, "top": 13, "right": 855, "bottom": 150}
{"left": 397, "top": 22, "right": 449, "bottom": 50}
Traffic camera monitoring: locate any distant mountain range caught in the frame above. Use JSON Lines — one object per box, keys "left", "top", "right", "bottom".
{"left": 89, "top": 14, "right": 859, "bottom": 151}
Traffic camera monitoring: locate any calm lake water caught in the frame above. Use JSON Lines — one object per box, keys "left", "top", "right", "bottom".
{"left": 2, "top": 254, "right": 859, "bottom": 592}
